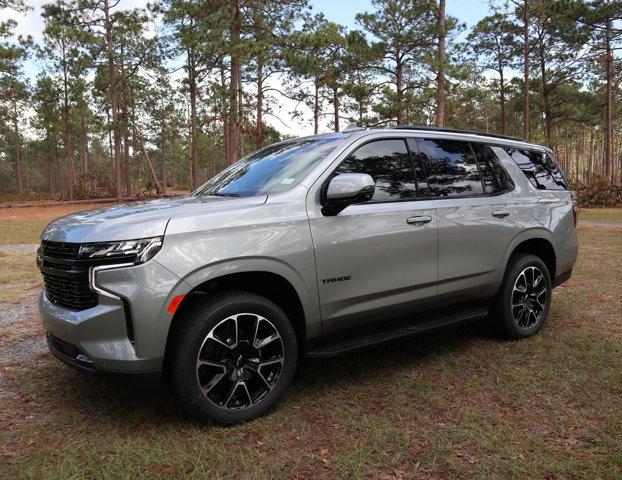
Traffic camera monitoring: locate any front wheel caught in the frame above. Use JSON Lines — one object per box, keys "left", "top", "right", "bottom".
{"left": 492, "top": 254, "right": 552, "bottom": 339}
{"left": 168, "top": 291, "right": 298, "bottom": 424}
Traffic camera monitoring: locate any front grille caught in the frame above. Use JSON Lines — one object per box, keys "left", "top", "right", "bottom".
{"left": 40, "top": 241, "right": 98, "bottom": 310}
{"left": 41, "top": 241, "right": 81, "bottom": 259}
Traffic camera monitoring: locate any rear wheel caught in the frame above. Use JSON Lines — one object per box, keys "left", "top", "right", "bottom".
{"left": 492, "top": 254, "right": 552, "bottom": 339}
{"left": 168, "top": 291, "right": 298, "bottom": 424}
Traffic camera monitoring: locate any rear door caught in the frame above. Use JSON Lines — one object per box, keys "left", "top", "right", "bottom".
{"left": 414, "top": 138, "right": 517, "bottom": 304}
{"left": 307, "top": 137, "right": 438, "bottom": 334}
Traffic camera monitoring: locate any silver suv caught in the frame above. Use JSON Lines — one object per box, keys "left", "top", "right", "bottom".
{"left": 38, "top": 126, "right": 578, "bottom": 424}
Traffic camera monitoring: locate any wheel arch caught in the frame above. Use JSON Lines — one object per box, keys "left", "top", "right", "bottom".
{"left": 160, "top": 259, "right": 317, "bottom": 365}
{"left": 505, "top": 229, "right": 557, "bottom": 281}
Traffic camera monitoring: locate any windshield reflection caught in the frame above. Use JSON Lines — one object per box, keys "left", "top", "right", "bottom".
{"left": 193, "top": 137, "right": 345, "bottom": 198}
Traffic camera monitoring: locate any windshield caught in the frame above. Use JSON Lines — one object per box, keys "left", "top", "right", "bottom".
{"left": 193, "top": 136, "right": 345, "bottom": 198}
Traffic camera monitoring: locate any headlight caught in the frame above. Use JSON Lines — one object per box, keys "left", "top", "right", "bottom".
{"left": 78, "top": 237, "right": 163, "bottom": 264}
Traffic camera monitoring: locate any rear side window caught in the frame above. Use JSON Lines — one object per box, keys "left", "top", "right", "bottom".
{"left": 505, "top": 148, "right": 567, "bottom": 190}
{"left": 418, "top": 139, "right": 484, "bottom": 197}
{"left": 471, "top": 143, "right": 514, "bottom": 194}
{"left": 336, "top": 139, "right": 417, "bottom": 202}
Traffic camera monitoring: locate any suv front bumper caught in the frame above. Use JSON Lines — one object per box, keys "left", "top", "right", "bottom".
{"left": 46, "top": 332, "right": 161, "bottom": 388}
{"left": 39, "top": 259, "right": 192, "bottom": 375}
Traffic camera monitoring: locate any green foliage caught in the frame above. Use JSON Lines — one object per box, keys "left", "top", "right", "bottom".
{"left": 0, "top": 0, "right": 621, "bottom": 199}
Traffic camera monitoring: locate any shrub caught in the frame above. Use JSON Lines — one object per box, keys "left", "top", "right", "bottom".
{"left": 573, "top": 175, "right": 622, "bottom": 208}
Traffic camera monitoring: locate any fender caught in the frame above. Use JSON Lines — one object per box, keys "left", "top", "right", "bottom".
{"left": 156, "top": 256, "right": 322, "bottom": 352}
{"left": 503, "top": 227, "right": 557, "bottom": 274}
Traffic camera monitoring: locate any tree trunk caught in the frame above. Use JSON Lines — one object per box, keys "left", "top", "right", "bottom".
{"left": 48, "top": 156, "right": 56, "bottom": 195}
{"left": 134, "top": 125, "right": 162, "bottom": 197}
{"left": 435, "top": 0, "right": 446, "bottom": 128}
{"left": 499, "top": 63, "right": 507, "bottom": 135}
{"left": 396, "top": 54, "right": 404, "bottom": 125}
{"left": 81, "top": 113, "right": 89, "bottom": 176}
{"left": 255, "top": 60, "right": 264, "bottom": 149}
{"left": 161, "top": 136, "right": 167, "bottom": 195}
{"left": 122, "top": 88, "right": 132, "bottom": 196}
{"left": 359, "top": 100, "right": 364, "bottom": 125}
{"left": 522, "top": 0, "right": 530, "bottom": 140}
{"left": 314, "top": 80, "right": 320, "bottom": 134}
{"left": 604, "top": 19, "right": 613, "bottom": 181}
{"left": 538, "top": 42, "right": 553, "bottom": 146}
{"left": 61, "top": 42, "right": 75, "bottom": 201}
{"left": 237, "top": 76, "right": 244, "bottom": 159}
{"left": 333, "top": 86, "right": 340, "bottom": 132}
{"left": 228, "top": 1, "right": 241, "bottom": 165}
{"left": 588, "top": 128, "right": 594, "bottom": 182}
{"left": 104, "top": 0, "right": 123, "bottom": 202}
{"left": 188, "top": 49, "right": 199, "bottom": 189}
{"left": 220, "top": 65, "right": 229, "bottom": 173}
{"left": 12, "top": 101, "right": 23, "bottom": 195}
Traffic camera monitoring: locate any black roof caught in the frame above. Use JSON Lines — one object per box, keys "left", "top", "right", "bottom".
{"left": 392, "top": 125, "right": 530, "bottom": 144}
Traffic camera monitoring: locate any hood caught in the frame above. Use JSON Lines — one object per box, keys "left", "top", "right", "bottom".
{"left": 41, "top": 195, "right": 268, "bottom": 244}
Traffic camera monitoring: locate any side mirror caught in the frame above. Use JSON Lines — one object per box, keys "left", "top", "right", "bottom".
{"left": 322, "top": 173, "right": 375, "bottom": 216}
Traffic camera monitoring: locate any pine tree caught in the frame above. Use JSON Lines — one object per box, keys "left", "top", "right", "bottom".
{"left": 468, "top": 13, "right": 520, "bottom": 134}
{"left": 357, "top": 0, "right": 436, "bottom": 125}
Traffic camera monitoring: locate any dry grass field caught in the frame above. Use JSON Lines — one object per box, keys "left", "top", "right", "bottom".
{"left": 0, "top": 203, "right": 620, "bottom": 479}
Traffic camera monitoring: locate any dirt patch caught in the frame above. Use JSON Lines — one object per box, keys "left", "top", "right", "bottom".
{"left": 0, "top": 203, "right": 115, "bottom": 221}
{"left": 578, "top": 221, "right": 622, "bottom": 229}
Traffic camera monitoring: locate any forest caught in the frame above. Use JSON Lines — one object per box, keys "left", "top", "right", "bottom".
{"left": 0, "top": 0, "right": 621, "bottom": 205}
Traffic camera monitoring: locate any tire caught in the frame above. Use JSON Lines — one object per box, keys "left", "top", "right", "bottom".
{"left": 168, "top": 291, "right": 298, "bottom": 424}
{"left": 492, "top": 253, "right": 552, "bottom": 339}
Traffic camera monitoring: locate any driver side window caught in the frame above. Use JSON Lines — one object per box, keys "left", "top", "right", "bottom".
{"left": 336, "top": 139, "right": 417, "bottom": 202}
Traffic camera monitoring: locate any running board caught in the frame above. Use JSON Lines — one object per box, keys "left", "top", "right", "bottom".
{"left": 305, "top": 307, "right": 489, "bottom": 359}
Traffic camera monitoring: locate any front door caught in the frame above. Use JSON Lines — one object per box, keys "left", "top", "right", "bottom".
{"left": 307, "top": 138, "right": 438, "bottom": 334}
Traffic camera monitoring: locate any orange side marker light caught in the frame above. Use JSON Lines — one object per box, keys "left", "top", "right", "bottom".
{"left": 168, "top": 294, "right": 186, "bottom": 315}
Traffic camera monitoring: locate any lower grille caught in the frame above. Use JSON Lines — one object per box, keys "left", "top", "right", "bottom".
{"left": 47, "top": 333, "right": 94, "bottom": 371}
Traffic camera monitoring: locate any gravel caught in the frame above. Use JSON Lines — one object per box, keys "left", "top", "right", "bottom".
{"left": 0, "top": 335, "right": 47, "bottom": 366}
{"left": 0, "top": 298, "right": 39, "bottom": 327}
{"left": 0, "top": 243, "right": 39, "bottom": 254}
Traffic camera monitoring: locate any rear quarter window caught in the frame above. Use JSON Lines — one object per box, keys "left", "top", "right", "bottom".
{"left": 471, "top": 143, "right": 514, "bottom": 194}
{"left": 504, "top": 148, "right": 567, "bottom": 190}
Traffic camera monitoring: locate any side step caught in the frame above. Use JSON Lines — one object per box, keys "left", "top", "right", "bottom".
{"left": 305, "top": 307, "right": 489, "bottom": 359}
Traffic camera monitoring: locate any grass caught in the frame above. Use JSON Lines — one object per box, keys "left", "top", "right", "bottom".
{"left": 0, "top": 212, "right": 620, "bottom": 478}
{"left": 579, "top": 207, "right": 622, "bottom": 224}
{"left": 0, "top": 203, "right": 115, "bottom": 244}
{"left": 0, "top": 252, "right": 41, "bottom": 304}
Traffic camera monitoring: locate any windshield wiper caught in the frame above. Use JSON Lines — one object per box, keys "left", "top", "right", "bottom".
{"left": 210, "top": 192, "right": 240, "bottom": 197}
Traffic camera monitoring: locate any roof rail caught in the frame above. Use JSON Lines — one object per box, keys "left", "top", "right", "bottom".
{"left": 343, "top": 123, "right": 366, "bottom": 133}
{"left": 392, "top": 125, "right": 529, "bottom": 143}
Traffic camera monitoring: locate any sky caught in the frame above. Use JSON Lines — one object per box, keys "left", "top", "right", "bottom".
{"left": 1, "top": 0, "right": 493, "bottom": 137}
{"left": 313, "top": 0, "right": 490, "bottom": 31}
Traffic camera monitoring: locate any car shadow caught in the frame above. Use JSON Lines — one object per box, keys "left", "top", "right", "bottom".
{"left": 28, "top": 320, "right": 499, "bottom": 428}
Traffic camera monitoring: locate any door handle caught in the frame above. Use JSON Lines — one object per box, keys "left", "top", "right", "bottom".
{"left": 492, "top": 210, "right": 511, "bottom": 218}
{"left": 406, "top": 215, "right": 432, "bottom": 226}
